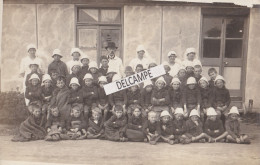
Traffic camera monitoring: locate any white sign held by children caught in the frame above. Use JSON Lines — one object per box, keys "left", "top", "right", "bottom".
{"left": 104, "top": 65, "right": 166, "bottom": 95}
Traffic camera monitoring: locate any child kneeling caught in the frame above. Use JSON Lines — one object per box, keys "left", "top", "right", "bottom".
{"left": 225, "top": 106, "right": 250, "bottom": 144}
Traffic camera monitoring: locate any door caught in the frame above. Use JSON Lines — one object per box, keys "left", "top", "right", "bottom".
{"left": 201, "top": 16, "right": 247, "bottom": 105}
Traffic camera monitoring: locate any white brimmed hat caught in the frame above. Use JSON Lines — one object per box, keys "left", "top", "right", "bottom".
{"left": 83, "top": 73, "right": 93, "bottom": 80}
{"left": 185, "top": 47, "right": 196, "bottom": 56}
{"left": 27, "top": 44, "right": 37, "bottom": 52}
{"left": 214, "top": 75, "right": 225, "bottom": 85}
{"left": 143, "top": 80, "right": 153, "bottom": 88}
{"left": 155, "top": 76, "right": 166, "bottom": 85}
{"left": 70, "top": 48, "right": 81, "bottom": 56}
{"left": 52, "top": 49, "right": 62, "bottom": 57}
{"left": 160, "top": 110, "right": 172, "bottom": 118}
{"left": 171, "top": 77, "right": 181, "bottom": 85}
{"left": 228, "top": 106, "right": 239, "bottom": 115}
{"left": 199, "top": 77, "right": 209, "bottom": 85}
{"left": 89, "top": 61, "right": 98, "bottom": 69}
{"left": 112, "top": 74, "right": 121, "bottom": 82}
{"left": 167, "top": 51, "right": 177, "bottom": 57}
{"left": 69, "top": 77, "right": 80, "bottom": 86}
{"left": 71, "top": 61, "right": 81, "bottom": 71}
{"left": 187, "top": 77, "right": 197, "bottom": 85}
{"left": 136, "top": 45, "right": 146, "bottom": 52}
{"left": 42, "top": 74, "right": 52, "bottom": 83}
{"left": 189, "top": 109, "right": 200, "bottom": 117}
{"left": 80, "top": 54, "right": 89, "bottom": 62}
{"left": 206, "top": 107, "right": 217, "bottom": 116}
{"left": 98, "top": 76, "right": 108, "bottom": 83}
{"left": 174, "top": 108, "right": 184, "bottom": 115}
{"left": 29, "top": 73, "right": 40, "bottom": 81}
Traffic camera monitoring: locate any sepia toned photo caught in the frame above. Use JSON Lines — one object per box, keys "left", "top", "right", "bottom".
{"left": 0, "top": 0, "right": 260, "bottom": 164}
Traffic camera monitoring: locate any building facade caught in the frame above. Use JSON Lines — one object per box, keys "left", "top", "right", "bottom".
{"left": 1, "top": 0, "right": 260, "bottom": 112}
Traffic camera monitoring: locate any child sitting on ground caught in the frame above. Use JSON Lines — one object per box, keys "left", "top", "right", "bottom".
{"left": 25, "top": 73, "right": 42, "bottom": 113}
{"left": 185, "top": 109, "right": 212, "bottom": 143}
{"left": 66, "top": 104, "right": 87, "bottom": 140}
{"left": 127, "top": 85, "right": 142, "bottom": 118}
{"left": 204, "top": 107, "right": 228, "bottom": 142}
{"left": 104, "top": 105, "right": 128, "bottom": 142}
{"left": 142, "top": 111, "right": 161, "bottom": 145}
{"left": 172, "top": 108, "right": 190, "bottom": 144}
{"left": 151, "top": 77, "right": 170, "bottom": 120}
{"left": 159, "top": 111, "right": 174, "bottom": 145}
{"left": 225, "top": 106, "right": 250, "bottom": 144}
{"left": 193, "top": 65, "right": 202, "bottom": 83}
{"left": 82, "top": 73, "right": 98, "bottom": 120}
{"left": 169, "top": 78, "right": 183, "bottom": 115}
{"left": 99, "top": 56, "right": 109, "bottom": 76}
{"left": 210, "top": 75, "right": 231, "bottom": 118}
{"left": 97, "top": 76, "right": 110, "bottom": 121}
{"left": 41, "top": 74, "right": 54, "bottom": 118}
{"left": 108, "top": 74, "right": 127, "bottom": 114}
{"left": 126, "top": 106, "right": 146, "bottom": 142}
{"left": 141, "top": 80, "right": 153, "bottom": 118}
{"left": 12, "top": 103, "right": 46, "bottom": 142}
{"left": 208, "top": 68, "right": 218, "bottom": 89}
{"left": 182, "top": 77, "right": 201, "bottom": 118}
{"left": 87, "top": 107, "right": 104, "bottom": 139}
{"left": 45, "top": 106, "right": 67, "bottom": 141}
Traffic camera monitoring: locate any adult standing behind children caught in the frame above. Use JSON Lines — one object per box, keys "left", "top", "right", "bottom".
{"left": 19, "top": 44, "right": 44, "bottom": 91}
{"left": 129, "top": 45, "right": 154, "bottom": 70}
{"left": 162, "top": 51, "right": 182, "bottom": 78}
{"left": 67, "top": 48, "right": 82, "bottom": 74}
{"left": 106, "top": 42, "right": 124, "bottom": 77}
{"left": 182, "top": 48, "right": 202, "bottom": 68}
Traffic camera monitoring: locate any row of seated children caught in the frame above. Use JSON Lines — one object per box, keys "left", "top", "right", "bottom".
{"left": 12, "top": 101, "right": 250, "bottom": 145}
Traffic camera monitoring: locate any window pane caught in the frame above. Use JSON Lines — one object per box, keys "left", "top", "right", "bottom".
{"left": 101, "top": 10, "right": 120, "bottom": 23}
{"left": 101, "top": 29, "right": 121, "bottom": 57}
{"left": 78, "top": 9, "right": 98, "bottom": 22}
{"left": 226, "top": 18, "right": 244, "bottom": 38}
{"left": 203, "top": 39, "right": 221, "bottom": 58}
{"left": 203, "top": 18, "right": 222, "bottom": 37}
{"left": 78, "top": 29, "right": 97, "bottom": 49}
{"left": 225, "top": 40, "right": 242, "bottom": 58}
{"left": 224, "top": 67, "right": 241, "bottom": 90}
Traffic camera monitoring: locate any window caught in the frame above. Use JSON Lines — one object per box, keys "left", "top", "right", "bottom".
{"left": 76, "top": 7, "right": 122, "bottom": 62}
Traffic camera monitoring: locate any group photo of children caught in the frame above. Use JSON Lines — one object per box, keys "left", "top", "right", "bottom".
{"left": 12, "top": 42, "right": 250, "bottom": 145}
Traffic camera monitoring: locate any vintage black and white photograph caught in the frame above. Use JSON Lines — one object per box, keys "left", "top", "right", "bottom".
{"left": 0, "top": 0, "right": 260, "bottom": 164}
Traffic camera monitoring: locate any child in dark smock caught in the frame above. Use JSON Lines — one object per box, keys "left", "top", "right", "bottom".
{"left": 141, "top": 80, "right": 153, "bottom": 118}
{"left": 169, "top": 77, "right": 183, "bottom": 115}
{"left": 41, "top": 74, "right": 54, "bottom": 118}
{"left": 87, "top": 107, "right": 104, "bottom": 139}
{"left": 126, "top": 85, "right": 142, "bottom": 118}
{"left": 159, "top": 111, "right": 174, "bottom": 145}
{"left": 97, "top": 76, "right": 110, "bottom": 121}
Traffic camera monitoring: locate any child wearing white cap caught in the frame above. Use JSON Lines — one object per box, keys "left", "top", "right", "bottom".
{"left": 66, "top": 61, "right": 82, "bottom": 87}
{"left": 48, "top": 49, "right": 68, "bottom": 78}
{"left": 97, "top": 76, "right": 109, "bottom": 121}
{"left": 141, "top": 80, "right": 153, "bottom": 117}
{"left": 225, "top": 106, "right": 250, "bottom": 144}
{"left": 151, "top": 77, "right": 170, "bottom": 120}
{"left": 204, "top": 107, "right": 228, "bottom": 142}
{"left": 25, "top": 73, "right": 42, "bottom": 113}
{"left": 108, "top": 74, "right": 127, "bottom": 114}
{"left": 67, "top": 48, "right": 82, "bottom": 74}
{"left": 68, "top": 77, "right": 84, "bottom": 108}
{"left": 89, "top": 61, "right": 102, "bottom": 86}
{"left": 79, "top": 54, "right": 90, "bottom": 80}
{"left": 198, "top": 76, "right": 211, "bottom": 122}
{"left": 172, "top": 108, "right": 190, "bottom": 144}
{"left": 41, "top": 74, "right": 54, "bottom": 118}
{"left": 169, "top": 78, "right": 183, "bottom": 114}
{"left": 25, "top": 62, "right": 43, "bottom": 87}
{"left": 159, "top": 111, "right": 174, "bottom": 145}
{"left": 82, "top": 73, "right": 98, "bottom": 120}
{"left": 210, "top": 75, "right": 231, "bottom": 118}
{"left": 142, "top": 111, "right": 161, "bottom": 145}
{"left": 182, "top": 77, "right": 201, "bottom": 118}
{"left": 185, "top": 109, "right": 212, "bottom": 143}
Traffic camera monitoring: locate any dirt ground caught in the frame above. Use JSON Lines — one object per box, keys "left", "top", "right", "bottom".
{"left": 0, "top": 122, "right": 260, "bottom": 165}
